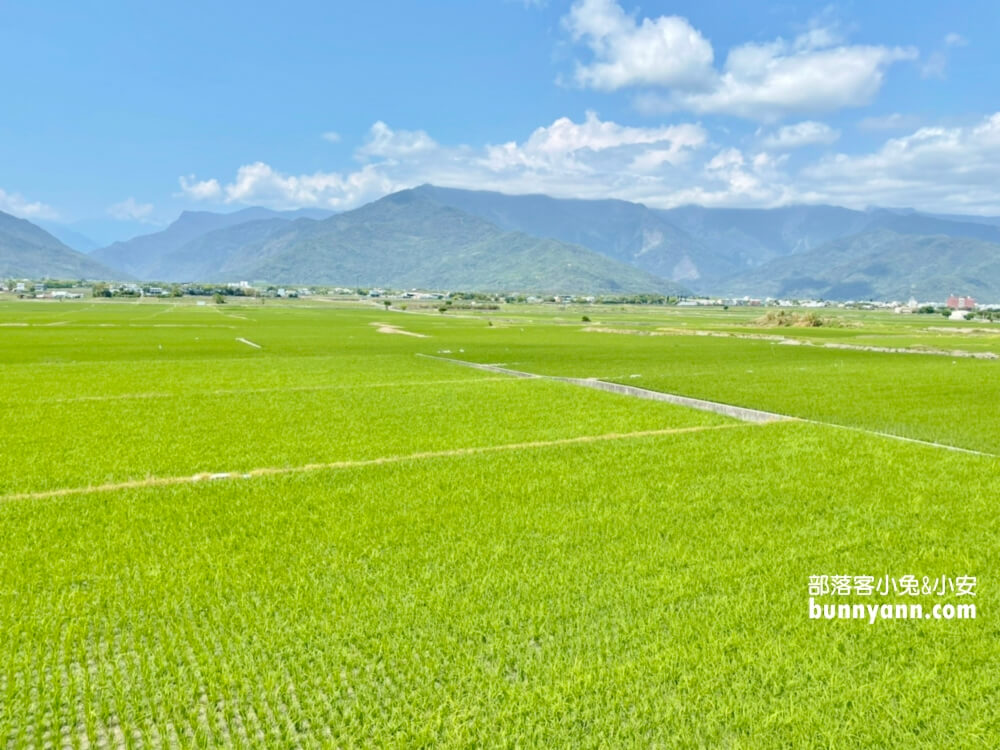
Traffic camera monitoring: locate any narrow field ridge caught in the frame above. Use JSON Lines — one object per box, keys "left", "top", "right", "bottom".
{"left": 797, "top": 420, "right": 999, "bottom": 458}
{"left": 24, "top": 391, "right": 172, "bottom": 405}
{"left": 417, "top": 354, "right": 543, "bottom": 380}
{"left": 6, "top": 376, "right": 515, "bottom": 406}
{"left": 419, "top": 354, "right": 999, "bottom": 457}
{"left": 583, "top": 325, "right": 1000, "bottom": 360}
{"left": 417, "top": 353, "right": 784, "bottom": 422}
{"left": 0, "top": 423, "right": 748, "bottom": 503}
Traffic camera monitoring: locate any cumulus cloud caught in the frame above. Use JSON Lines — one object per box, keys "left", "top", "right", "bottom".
{"left": 760, "top": 121, "right": 840, "bottom": 149}
{"left": 179, "top": 115, "right": 713, "bottom": 211}
{"left": 322, "top": 131, "right": 341, "bottom": 143}
{"left": 357, "top": 121, "right": 437, "bottom": 159}
{"left": 696, "top": 115, "right": 1000, "bottom": 213}
{"left": 177, "top": 122, "right": 439, "bottom": 209}
{"left": 176, "top": 112, "right": 1000, "bottom": 216}
{"left": 0, "top": 188, "right": 57, "bottom": 219}
{"left": 681, "top": 41, "right": 915, "bottom": 120}
{"left": 218, "top": 161, "right": 397, "bottom": 210}
{"left": 482, "top": 111, "right": 706, "bottom": 171}
{"left": 178, "top": 175, "right": 223, "bottom": 200}
{"left": 702, "top": 148, "right": 764, "bottom": 196}
{"left": 108, "top": 197, "right": 154, "bottom": 222}
{"left": 565, "top": 0, "right": 916, "bottom": 120}
{"left": 801, "top": 113, "right": 1000, "bottom": 212}
{"left": 629, "top": 148, "right": 692, "bottom": 173}
{"left": 654, "top": 146, "right": 800, "bottom": 209}
{"left": 563, "top": 0, "right": 714, "bottom": 91}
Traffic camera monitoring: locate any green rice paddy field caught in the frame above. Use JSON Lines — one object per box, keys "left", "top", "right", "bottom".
{"left": 1, "top": 298, "right": 998, "bottom": 747}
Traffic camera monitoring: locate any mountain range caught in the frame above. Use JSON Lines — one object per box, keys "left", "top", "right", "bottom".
{"left": 722, "top": 229, "right": 1000, "bottom": 301}
{"left": 4, "top": 185, "right": 1000, "bottom": 299}
{"left": 89, "top": 207, "right": 336, "bottom": 279}
{"left": 0, "top": 211, "right": 118, "bottom": 281}
{"left": 88, "top": 191, "right": 685, "bottom": 295}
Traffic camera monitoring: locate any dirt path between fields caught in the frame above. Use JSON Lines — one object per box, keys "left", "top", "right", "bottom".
{"left": 0, "top": 423, "right": 748, "bottom": 503}
{"left": 371, "top": 322, "right": 428, "bottom": 337}
{"left": 582, "top": 325, "right": 1000, "bottom": 360}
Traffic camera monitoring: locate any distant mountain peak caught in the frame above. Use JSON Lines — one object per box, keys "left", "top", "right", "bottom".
{"left": 48, "top": 187, "right": 1000, "bottom": 299}
{"left": 0, "top": 209, "right": 121, "bottom": 279}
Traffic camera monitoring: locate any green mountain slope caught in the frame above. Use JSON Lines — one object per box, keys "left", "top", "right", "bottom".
{"left": 413, "top": 184, "right": 724, "bottom": 284}
{"left": 146, "top": 218, "right": 298, "bottom": 281}
{"left": 660, "top": 204, "right": 873, "bottom": 269}
{"left": 191, "top": 189, "right": 686, "bottom": 294}
{"left": 0, "top": 210, "right": 119, "bottom": 279}
{"left": 90, "top": 207, "right": 334, "bottom": 278}
{"left": 77, "top": 184, "right": 1000, "bottom": 299}
{"left": 720, "top": 229, "right": 1000, "bottom": 300}
{"left": 35, "top": 221, "right": 101, "bottom": 253}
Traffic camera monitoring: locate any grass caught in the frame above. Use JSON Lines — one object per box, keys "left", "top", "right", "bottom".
{"left": 0, "top": 298, "right": 997, "bottom": 747}
{"left": 431, "top": 319, "right": 1000, "bottom": 452}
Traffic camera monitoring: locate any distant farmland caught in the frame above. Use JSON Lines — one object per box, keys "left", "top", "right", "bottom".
{"left": 1, "top": 298, "right": 997, "bottom": 747}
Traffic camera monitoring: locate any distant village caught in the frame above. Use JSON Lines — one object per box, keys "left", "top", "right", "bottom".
{"left": 1, "top": 278, "right": 998, "bottom": 320}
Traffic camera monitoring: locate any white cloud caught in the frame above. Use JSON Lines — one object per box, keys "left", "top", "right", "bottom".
{"left": 565, "top": 0, "right": 916, "bottom": 120}
{"left": 181, "top": 114, "right": 712, "bottom": 211}
{"left": 177, "top": 112, "right": 1000, "bottom": 216}
{"left": 629, "top": 148, "right": 690, "bottom": 172}
{"left": 801, "top": 113, "right": 1000, "bottom": 212}
{"left": 563, "top": 0, "right": 715, "bottom": 91}
{"left": 0, "top": 188, "right": 57, "bottom": 219}
{"left": 178, "top": 175, "right": 223, "bottom": 201}
{"left": 640, "top": 37, "right": 916, "bottom": 121}
{"left": 760, "top": 121, "right": 840, "bottom": 149}
{"left": 705, "top": 149, "right": 763, "bottom": 196}
{"left": 219, "top": 161, "right": 398, "bottom": 210}
{"left": 944, "top": 33, "right": 967, "bottom": 47}
{"left": 108, "top": 197, "right": 154, "bottom": 222}
{"left": 357, "top": 121, "right": 437, "bottom": 159}
{"left": 706, "top": 147, "right": 744, "bottom": 171}
{"left": 792, "top": 25, "right": 844, "bottom": 52}
{"left": 660, "top": 146, "right": 797, "bottom": 208}
{"left": 322, "top": 131, "right": 341, "bottom": 143}
{"left": 482, "top": 111, "right": 706, "bottom": 171}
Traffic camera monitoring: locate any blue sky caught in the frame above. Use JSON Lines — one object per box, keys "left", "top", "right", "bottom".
{"left": 2, "top": 0, "right": 999, "bottom": 240}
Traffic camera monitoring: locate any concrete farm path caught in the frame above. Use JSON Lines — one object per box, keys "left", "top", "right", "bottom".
{"left": 419, "top": 354, "right": 998, "bottom": 459}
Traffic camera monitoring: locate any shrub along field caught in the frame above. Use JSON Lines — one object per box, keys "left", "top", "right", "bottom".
{"left": 0, "top": 298, "right": 997, "bottom": 747}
